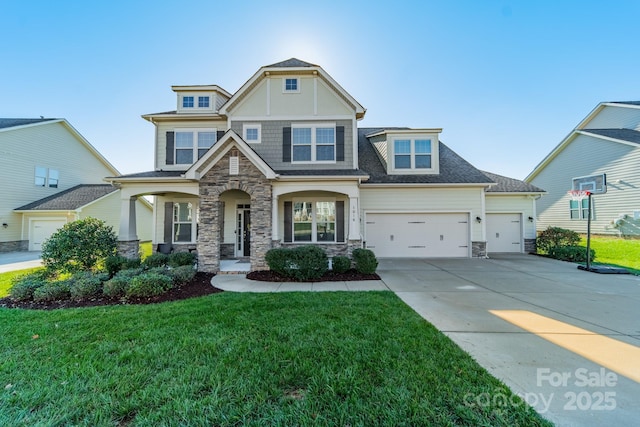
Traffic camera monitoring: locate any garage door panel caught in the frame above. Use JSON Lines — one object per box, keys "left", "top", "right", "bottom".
{"left": 31, "top": 220, "right": 66, "bottom": 251}
{"left": 366, "top": 213, "right": 469, "bottom": 258}
{"left": 487, "top": 213, "right": 522, "bottom": 253}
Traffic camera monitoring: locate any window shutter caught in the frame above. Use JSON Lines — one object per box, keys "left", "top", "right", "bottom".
{"left": 284, "top": 201, "right": 292, "bottom": 242}
{"left": 283, "top": 127, "right": 291, "bottom": 162}
{"left": 166, "top": 131, "right": 175, "bottom": 165}
{"left": 336, "top": 126, "right": 345, "bottom": 162}
{"left": 164, "top": 202, "right": 173, "bottom": 243}
{"left": 336, "top": 201, "right": 345, "bottom": 242}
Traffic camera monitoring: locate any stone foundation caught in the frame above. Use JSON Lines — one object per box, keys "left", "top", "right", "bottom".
{"left": 117, "top": 240, "right": 140, "bottom": 259}
{"left": 472, "top": 241, "right": 487, "bottom": 258}
{"left": 524, "top": 238, "right": 536, "bottom": 254}
{"left": 0, "top": 240, "right": 28, "bottom": 253}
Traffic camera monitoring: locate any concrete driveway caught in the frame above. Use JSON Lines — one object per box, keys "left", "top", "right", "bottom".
{"left": 378, "top": 254, "right": 640, "bottom": 427}
{"left": 0, "top": 251, "right": 42, "bottom": 273}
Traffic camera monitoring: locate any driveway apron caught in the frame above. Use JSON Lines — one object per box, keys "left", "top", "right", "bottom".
{"left": 378, "top": 254, "right": 640, "bottom": 427}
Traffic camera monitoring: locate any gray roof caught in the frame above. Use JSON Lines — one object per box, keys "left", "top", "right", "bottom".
{"left": 610, "top": 101, "right": 640, "bottom": 106}
{"left": 266, "top": 58, "right": 318, "bottom": 68}
{"left": 0, "top": 118, "right": 57, "bottom": 130}
{"left": 15, "top": 185, "right": 117, "bottom": 211}
{"left": 276, "top": 169, "right": 369, "bottom": 177}
{"left": 482, "top": 171, "right": 544, "bottom": 193}
{"left": 357, "top": 128, "right": 494, "bottom": 185}
{"left": 582, "top": 128, "right": 640, "bottom": 145}
{"left": 107, "top": 170, "right": 186, "bottom": 179}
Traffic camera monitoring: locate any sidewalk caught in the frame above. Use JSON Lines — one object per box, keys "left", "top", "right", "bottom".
{"left": 0, "top": 252, "right": 43, "bottom": 273}
{"left": 212, "top": 274, "right": 389, "bottom": 292}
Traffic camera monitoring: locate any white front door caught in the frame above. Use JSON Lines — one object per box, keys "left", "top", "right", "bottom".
{"left": 486, "top": 213, "right": 522, "bottom": 253}
{"left": 365, "top": 213, "right": 469, "bottom": 258}
{"left": 30, "top": 219, "right": 66, "bottom": 251}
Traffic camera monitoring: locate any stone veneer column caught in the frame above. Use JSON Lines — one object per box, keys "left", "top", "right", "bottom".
{"left": 117, "top": 240, "right": 140, "bottom": 259}
{"left": 472, "top": 241, "right": 487, "bottom": 258}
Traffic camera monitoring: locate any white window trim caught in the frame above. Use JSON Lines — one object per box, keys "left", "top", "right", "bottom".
{"left": 174, "top": 128, "right": 217, "bottom": 165}
{"left": 282, "top": 77, "right": 300, "bottom": 93}
{"left": 291, "top": 123, "right": 336, "bottom": 164}
{"left": 389, "top": 134, "right": 438, "bottom": 174}
{"left": 291, "top": 198, "right": 337, "bottom": 243}
{"left": 243, "top": 123, "right": 262, "bottom": 144}
{"left": 569, "top": 198, "right": 593, "bottom": 220}
{"left": 172, "top": 201, "right": 197, "bottom": 244}
{"left": 35, "top": 166, "right": 59, "bottom": 188}
{"left": 178, "top": 93, "right": 215, "bottom": 112}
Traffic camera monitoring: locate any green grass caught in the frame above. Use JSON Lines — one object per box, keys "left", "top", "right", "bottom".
{"left": 580, "top": 235, "right": 640, "bottom": 274}
{"left": 0, "top": 267, "right": 43, "bottom": 298}
{"left": 0, "top": 292, "right": 550, "bottom": 426}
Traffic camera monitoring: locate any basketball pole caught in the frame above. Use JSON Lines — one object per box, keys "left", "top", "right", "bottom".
{"left": 586, "top": 193, "right": 592, "bottom": 270}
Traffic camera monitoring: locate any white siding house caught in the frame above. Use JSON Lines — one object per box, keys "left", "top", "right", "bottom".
{"left": 526, "top": 102, "right": 640, "bottom": 236}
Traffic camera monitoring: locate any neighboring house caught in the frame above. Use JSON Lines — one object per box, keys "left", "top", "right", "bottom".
{"left": 0, "top": 118, "right": 153, "bottom": 252}
{"left": 106, "top": 58, "right": 543, "bottom": 272}
{"left": 526, "top": 101, "right": 640, "bottom": 236}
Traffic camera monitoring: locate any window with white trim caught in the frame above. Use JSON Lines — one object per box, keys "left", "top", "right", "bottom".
{"left": 393, "top": 138, "right": 432, "bottom": 170}
{"left": 198, "top": 96, "right": 209, "bottom": 108}
{"left": 182, "top": 96, "right": 194, "bottom": 108}
{"left": 569, "top": 198, "right": 592, "bottom": 220}
{"left": 292, "top": 200, "right": 336, "bottom": 242}
{"left": 243, "top": 124, "right": 261, "bottom": 144}
{"left": 173, "top": 202, "right": 193, "bottom": 242}
{"left": 174, "top": 129, "right": 217, "bottom": 164}
{"left": 283, "top": 77, "right": 300, "bottom": 93}
{"left": 34, "top": 166, "right": 59, "bottom": 188}
{"left": 180, "top": 94, "right": 212, "bottom": 111}
{"left": 292, "top": 124, "right": 335, "bottom": 163}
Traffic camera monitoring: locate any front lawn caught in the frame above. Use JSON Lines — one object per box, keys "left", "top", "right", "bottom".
{"left": 581, "top": 235, "right": 640, "bottom": 274}
{"left": 0, "top": 267, "right": 43, "bottom": 298}
{"left": 0, "top": 292, "right": 550, "bottom": 426}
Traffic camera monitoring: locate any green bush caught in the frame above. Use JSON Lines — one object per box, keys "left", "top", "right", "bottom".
{"left": 168, "top": 252, "right": 197, "bottom": 268}
{"left": 70, "top": 272, "right": 108, "bottom": 300}
{"left": 33, "top": 280, "right": 71, "bottom": 302}
{"left": 536, "top": 227, "right": 581, "bottom": 254}
{"left": 168, "top": 265, "right": 196, "bottom": 285}
{"left": 143, "top": 253, "right": 169, "bottom": 269}
{"left": 41, "top": 217, "right": 117, "bottom": 273}
{"left": 331, "top": 256, "right": 351, "bottom": 273}
{"left": 103, "top": 268, "right": 143, "bottom": 298}
{"left": 265, "top": 248, "right": 293, "bottom": 276}
{"left": 9, "top": 272, "right": 48, "bottom": 301}
{"left": 352, "top": 248, "right": 378, "bottom": 274}
{"left": 105, "top": 256, "right": 141, "bottom": 277}
{"left": 126, "top": 272, "right": 173, "bottom": 299}
{"left": 549, "top": 246, "right": 596, "bottom": 263}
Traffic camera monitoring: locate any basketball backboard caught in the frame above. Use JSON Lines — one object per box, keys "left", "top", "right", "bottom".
{"left": 572, "top": 174, "right": 606, "bottom": 194}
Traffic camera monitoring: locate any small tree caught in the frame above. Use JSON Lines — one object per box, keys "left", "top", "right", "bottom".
{"left": 42, "top": 217, "right": 117, "bottom": 273}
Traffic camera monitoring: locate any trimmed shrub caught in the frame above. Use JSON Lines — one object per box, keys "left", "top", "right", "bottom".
{"left": 126, "top": 272, "right": 174, "bottom": 299}
{"left": 352, "top": 248, "right": 378, "bottom": 274}
{"left": 331, "top": 256, "right": 351, "bottom": 274}
{"left": 143, "top": 253, "right": 169, "bottom": 269}
{"left": 33, "top": 280, "right": 71, "bottom": 302}
{"left": 168, "top": 252, "right": 197, "bottom": 268}
{"left": 168, "top": 265, "right": 196, "bottom": 285}
{"left": 103, "top": 268, "right": 143, "bottom": 298}
{"left": 290, "top": 246, "right": 328, "bottom": 281}
{"left": 9, "top": 272, "right": 48, "bottom": 301}
{"left": 265, "top": 248, "right": 293, "bottom": 276}
{"left": 536, "top": 227, "right": 581, "bottom": 254}
{"left": 104, "top": 256, "right": 141, "bottom": 277}
{"left": 549, "top": 246, "right": 595, "bottom": 263}
{"left": 70, "top": 272, "right": 109, "bottom": 300}
{"left": 41, "top": 217, "right": 117, "bottom": 273}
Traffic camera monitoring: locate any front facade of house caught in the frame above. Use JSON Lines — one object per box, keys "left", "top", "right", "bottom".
{"left": 526, "top": 101, "right": 640, "bottom": 236}
{"left": 108, "top": 59, "right": 543, "bottom": 272}
{"left": 0, "top": 119, "right": 152, "bottom": 252}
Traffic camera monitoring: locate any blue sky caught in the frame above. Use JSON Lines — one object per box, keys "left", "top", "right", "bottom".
{"left": 2, "top": 1, "right": 639, "bottom": 179}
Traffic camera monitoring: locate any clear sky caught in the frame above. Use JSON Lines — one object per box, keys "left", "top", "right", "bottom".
{"left": 2, "top": 0, "right": 639, "bottom": 179}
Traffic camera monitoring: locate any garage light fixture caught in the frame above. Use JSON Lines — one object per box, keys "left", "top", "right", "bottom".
{"left": 528, "top": 216, "right": 534, "bottom": 222}
{"left": 475, "top": 216, "right": 482, "bottom": 223}
{"left": 2, "top": 223, "right": 7, "bottom": 229}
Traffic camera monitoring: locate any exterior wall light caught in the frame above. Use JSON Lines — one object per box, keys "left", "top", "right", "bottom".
{"left": 528, "top": 216, "right": 534, "bottom": 222}
{"left": 475, "top": 216, "right": 482, "bottom": 223}
{"left": 2, "top": 223, "right": 7, "bottom": 228}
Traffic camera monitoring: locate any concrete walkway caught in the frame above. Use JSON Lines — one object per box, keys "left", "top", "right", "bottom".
{"left": 0, "top": 251, "right": 42, "bottom": 273}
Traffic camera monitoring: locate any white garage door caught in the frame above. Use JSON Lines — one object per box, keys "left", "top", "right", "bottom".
{"left": 365, "top": 213, "right": 469, "bottom": 258}
{"left": 486, "top": 213, "right": 522, "bottom": 253}
{"left": 30, "top": 219, "right": 67, "bottom": 251}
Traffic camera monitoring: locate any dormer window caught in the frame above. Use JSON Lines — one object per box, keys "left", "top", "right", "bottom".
{"left": 182, "top": 96, "right": 194, "bottom": 108}
{"left": 198, "top": 96, "right": 210, "bottom": 108}
{"left": 394, "top": 139, "right": 432, "bottom": 169}
{"left": 178, "top": 94, "right": 213, "bottom": 112}
{"left": 283, "top": 77, "right": 300, "bottom": 93}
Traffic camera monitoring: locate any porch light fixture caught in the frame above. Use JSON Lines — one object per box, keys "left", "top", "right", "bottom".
{"left": 475, "top": 216, "right": 482, "bottom": 223}
{"left": 528, "top": 216, "right": 534, "bottom": 222}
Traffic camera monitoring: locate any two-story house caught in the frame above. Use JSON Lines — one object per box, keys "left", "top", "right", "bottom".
{"left": 0, "top": 118, "right": 153, "bottom": 252}
{"left": 107, "top": 59, "right": 543, "bottom": 272}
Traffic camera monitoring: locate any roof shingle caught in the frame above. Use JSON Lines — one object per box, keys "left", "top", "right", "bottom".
{"left": 15, "top": 185, "right": 117, "bottom": 211}
{"left": 0, "top": 118, "right": 57, "bottom": 130}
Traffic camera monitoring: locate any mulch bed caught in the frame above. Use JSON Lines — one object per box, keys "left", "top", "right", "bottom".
{"left": 0, "top": 272, "right": 221, "bottom": 311}
{"left": 246, "top": 269, "right": 380, "bottom": 282}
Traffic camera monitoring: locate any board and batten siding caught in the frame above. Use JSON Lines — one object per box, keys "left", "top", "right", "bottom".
{"left": 582, "top": 105, "right": 640, "bottom": 130}
{"left": 485, "top": 195, "right": 537, "bottom": 239}
{"left": 0, "top": 122, "right": 117, "bottom": 244}
{"left": 531, "top": 133, "right": 640, "bottom": 235}
{"left": 155, "top": 119, "right": 228, "bottom": 170}
{"left": 360, "top": 187, "right": 485, "bottom": 241}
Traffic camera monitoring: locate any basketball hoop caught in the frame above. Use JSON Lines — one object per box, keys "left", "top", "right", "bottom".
{"left": 568, "top": 190, "right": 590, "bottom": 201}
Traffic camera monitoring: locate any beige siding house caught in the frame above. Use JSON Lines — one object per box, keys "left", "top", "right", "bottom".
{"left": 526, "top": 102, "right": 640, "bottom": 236}
{"left": 0, "top": 119, "right": 153, "bottom": 252}
{"left": 107, "top": 59, "right": 543, "bottom": 272}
